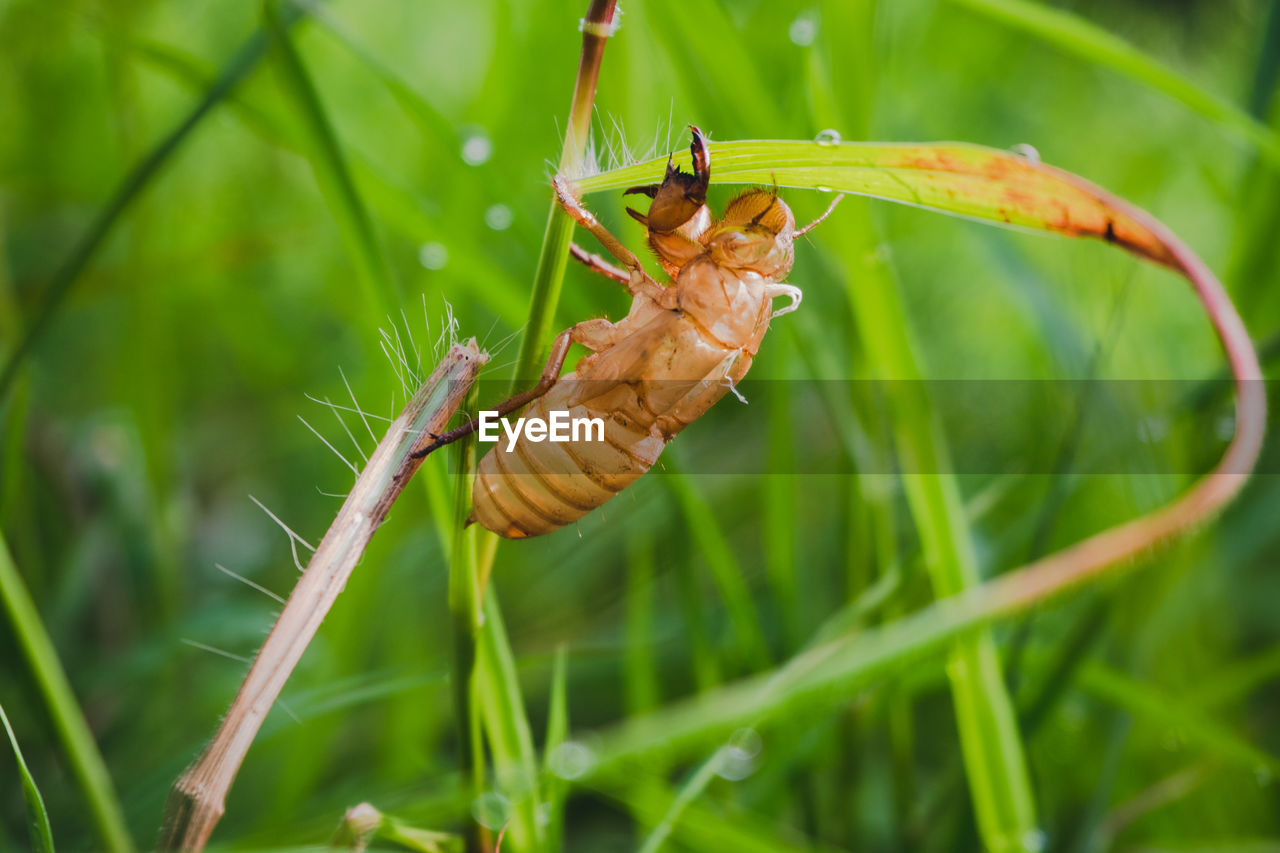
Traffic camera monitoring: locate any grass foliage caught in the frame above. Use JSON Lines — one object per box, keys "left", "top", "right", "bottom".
{"left": 1, "top": 0, "right": 1279, "bottom": 851}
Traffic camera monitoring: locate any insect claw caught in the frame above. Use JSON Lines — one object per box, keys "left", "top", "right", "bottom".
{"left": 623, "top": 183, "right": 661, "bottom": 198}
{"left": 633, "top": 127, "right": 711, "bottom": 233}
{"left": 625, "top": 207, "right": 650, "bottom": 227}
{"left": 688, "top": 125, "right": 709, "bottom": 185}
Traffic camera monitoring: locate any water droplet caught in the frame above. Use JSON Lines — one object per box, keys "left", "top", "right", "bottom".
{"left": 461, "top": 132, "right": 492, "bottom": 166}
{"left": 815, "top": 185, "right": 834, "bottom": 194}
{"left": 495, "top": 765, "right": 534, "bottom": 799}
{"left": 1021, "top": 828, "right": 1048, "bottom": 852}
{"left": 1137, "top": 415, "right": 1168, "bottom": 444}
{"left": 418, "top": 242, "right": 448, "bottom": 270}
{"left": 471, "top": 792, "right": 510, "bottom": 830}
{"left": 728, "top": 727, "right": 763, "bottom": 759}
{"left": 814, "top": 128, "right": 842, "bottom": 146}
{"left": 548, "top": 740, "right": 596, "bottom": 780}
{"left": 1215, "top": 414, "right": 1235, "bottom": 441}
{"left": 1011, "top": 143, "right": 1041, "bottom": 164}
{"left": 485, "top": 203, "right": 514, "bottom": 231}
{"left": 714, "top": 745, "right": 757, "bottom": 782}
{"left": 789, "top": 13, "right": 817, "bottom": 46}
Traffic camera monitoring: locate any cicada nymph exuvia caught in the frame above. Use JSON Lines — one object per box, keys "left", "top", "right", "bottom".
{"left": 421, "top": 127, "right": 840, "bottom": 538}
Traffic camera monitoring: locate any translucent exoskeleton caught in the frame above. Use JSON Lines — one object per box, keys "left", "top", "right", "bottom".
{"left": 420, "top": 127, "right": 840, "bottom": 538}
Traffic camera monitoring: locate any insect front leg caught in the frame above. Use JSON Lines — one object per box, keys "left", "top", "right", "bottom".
{"left": 410, "top": 320, "right": 612, "bottom": 458}
{"left": 553, "top": 175, "right": 675, "bottom": 309}
{"left": 569, "top": 243, "right": 629, "bottom": 287}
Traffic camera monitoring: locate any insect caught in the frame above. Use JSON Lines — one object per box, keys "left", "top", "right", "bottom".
{"left": 421, "top": 127, "right": 839, "bottom": 538}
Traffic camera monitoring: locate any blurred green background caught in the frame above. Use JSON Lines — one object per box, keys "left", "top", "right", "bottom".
{"left": 2, "top": 0, "right": 1279, "bottom": 850}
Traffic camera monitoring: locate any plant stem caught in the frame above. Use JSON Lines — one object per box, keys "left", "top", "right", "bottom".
{"left": 459, "top": 8, "right": 619, "bottom": 849}
{"left": 510, "top": 0, "right": 620, "bottom": 384}
{"left": 447, "top": 382, "right": 488, "bottom": 852}
{"left": 159, "top": 341, "right": 487, "bottom": 852}
{"left": 0, "top": 533, "right": 134, "bottom": 853}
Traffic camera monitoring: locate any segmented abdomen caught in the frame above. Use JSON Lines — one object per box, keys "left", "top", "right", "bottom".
{"left": 469, "top": 383, "right": 668, "bottom": 538}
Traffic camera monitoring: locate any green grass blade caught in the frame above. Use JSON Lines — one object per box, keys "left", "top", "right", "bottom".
{"left": 0, "top": 534, "right": 133, "bottom": 853}
{"left": 577, "top": 139, "right": 1176, "bottom": 265}
{"left": 544, "top": 645, "right": 569, "bottom": 853}
{"left": 634, "top": 748, "right": 725, "bottom": 853}
{"left": 624, "top": 533, "right": 661, "bottom": 715}
{"left": 305, "top": 5, "right": 456, "bottom": 146}
{"left": 948, "top": 0, "right": 1280, "bottom": 166}
{"left": 614, "top": 778, "right": 839, "bottom": 853}
{"left": 0, "top": 701, "right": 55, "bottom": 853}
{"left": 477, "top": 591, "right": 544, "bottom": 850}
{"left": 265, "top": 0, "right": 400, "bottom": 316}
{"left": 827, "top": 199, "right": 1037, "bottom": 853}
{"left": 577, "top": 565, "right": 1048, "bottom": 778}
{"left": 1079, "top": 663, "right": 1280, "bottom": 776}
{"left": 0, "top": 14, "right": 296, "bottom": 400}
{"left": 109, "top": 31, "right": 528, "bottom": 327}
{"left": 1190, "top": 643, "right": 1280, "bottom": 711}
{"left": 664, "top": 469, "right": 771, "bottom": 670}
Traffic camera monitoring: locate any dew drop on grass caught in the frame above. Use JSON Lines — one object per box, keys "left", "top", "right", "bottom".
{"left": 1021, "top": 828, "right": 1047, "bottom": 852}
{"left": 1011, "top": 143, "right": 1041, "bottom": 164}
{"left": 548, "top": 740, "right": 596, "bottom": 780}
{"left": 716, "top": 727, "right": 764, "bottom": 781}
{"left": 485, "top": 203, "right": 514, "bottom": 231}
{"left": 789, "top": 13, "right": 817, "bottom": 46}
{"left": 816, "top": 185, "right": 834, "bottom": 193}
{"left": 461, "top": 132, "right": 492, "bottom": 166}
{"left": 814, "top": 129, "right": 842, "bottom": 146}
{"left": 714, "top": 746, "right": 756, "bottom": 782}
{"left": 728, "top": 727, "right": 763, "bottom": 758}
{"left": 418, "top": 242, "right": 449, "bottom": 270}
{"left": 472, "top": 791, "right": 510, "bottom": 831}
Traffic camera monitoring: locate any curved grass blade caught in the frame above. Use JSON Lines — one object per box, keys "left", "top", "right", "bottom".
{"left": 0, "top": 10, "right": 302, "bottom": 401}
{"left": 570, "top": 139, "right": 1266, "bottom": 802}
{"left": 0, "top": 534, "right": 133, "bottom": 852}
{"left": 0, "top": 701, "right": 55, "bottom": 853}
{"left": 948, "top": 0, "right": 1280, "bottom": 167}
{"left": 578, "top": 140, "right": 1174, "bottom": 265}
{"left": 576, "top": 139, "right": 1264, "bottom": 512}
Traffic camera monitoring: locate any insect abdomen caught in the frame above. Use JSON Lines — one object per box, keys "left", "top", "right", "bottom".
{"left": 470, "top": 395, "right": 665, "bottom": 538}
